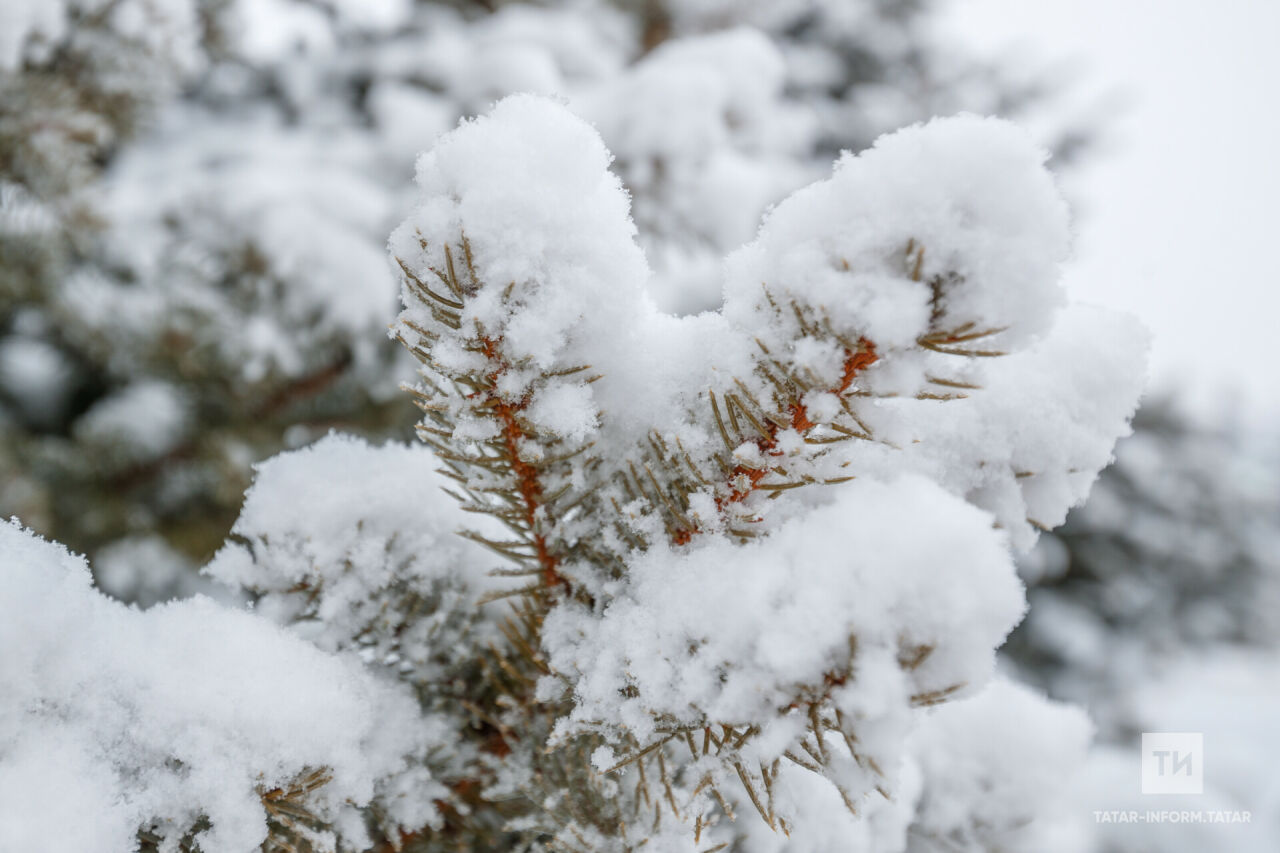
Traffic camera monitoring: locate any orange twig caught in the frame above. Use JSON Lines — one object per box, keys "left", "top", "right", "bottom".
{"left": 676, "top": 339, "right": 878, "bottom": 544}
{"left": 478, "top": 337, "right": 567, "bottom": 591}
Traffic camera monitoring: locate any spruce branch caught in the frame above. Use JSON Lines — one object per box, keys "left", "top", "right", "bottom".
{"left": 374, "top": 100, "right": 1144, "bottom": 850}
{"left": 394, "top": 234, "right": 585, "bottom": 601}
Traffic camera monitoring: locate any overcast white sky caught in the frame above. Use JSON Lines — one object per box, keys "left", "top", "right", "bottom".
{"left": 941, "top": 0, "right": 1280, "bottom": 422}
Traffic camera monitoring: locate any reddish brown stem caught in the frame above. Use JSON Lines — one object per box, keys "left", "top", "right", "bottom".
{"left": 677, "top": 338, "right": 879, "bottom": 544}
{"left": 478, "top": 337, "right": 567, "bottom": 591}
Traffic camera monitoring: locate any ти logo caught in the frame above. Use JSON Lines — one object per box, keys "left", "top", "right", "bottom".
{"left": 1142, "top": 732, "right": 1203, "bottom": 795}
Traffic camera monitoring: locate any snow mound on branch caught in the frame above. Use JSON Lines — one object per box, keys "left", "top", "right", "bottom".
{"left": 391, "top": 94, "right": 736, "bottom": 453}
{"left": 910, "top": 677, "right": 1093, "bottom": 852}
{"left": 892, "top": 304, "right": 1150, "bottom": 551}
{"left": 391, "top": 92, "right": 649, "bottom": 371}
{"left": 546, "top": 476, "right": 1025, "bottom": 741}
{"left": 207, "top": 433, "right": 502, "bottom": 676}
{"left": 724, "top": 113, "right": 1069, "bottom": 352}
{"left": 0, "top": 520, "right": 439, "bottom": 853}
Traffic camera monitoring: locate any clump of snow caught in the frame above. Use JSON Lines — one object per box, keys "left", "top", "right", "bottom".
{"left": 545, "top": 476, "right": 1026, "bottom": 816}
{"left": 734, "top": 753, "right": 921, "bottom": 853}
{"left": 0, "top": 335, "right": 78, "bottom": 430}
{"left": 390, "top": 94, "right": 728, "bottom": 466}
{"left": 0, "top": 519, "right": 440, "bottom": 852}
{"left": 550, "top": 476, "right": 1023, "bottom": 733}
{"left": 909, "top": 677, "right": 1093, "bottom": 852}
{"left": 724, "top": 113, "right": 1070, "bottom": 361}
{"left": 887, "top": 304, "right": 1150, "bottom": 551}
{"left": 207, "top": 433, "right": 501, "bottom": 685}
{"left": 74, "top": 380, "right": 190, "bottom": 465}
{"left": 391, "top": 92, "right": 650, "bottom": 373}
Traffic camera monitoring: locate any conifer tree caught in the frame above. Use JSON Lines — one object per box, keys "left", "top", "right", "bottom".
{"left": 0, "top": 0, "right": 1099, "bottom": 591}
{"left": 2, "top": 96, "right": 1145, "bottom": 852}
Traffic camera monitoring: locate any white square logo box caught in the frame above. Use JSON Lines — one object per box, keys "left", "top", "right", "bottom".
{"left": 1142, "top": 732, "right": 1203, "bottom": 794}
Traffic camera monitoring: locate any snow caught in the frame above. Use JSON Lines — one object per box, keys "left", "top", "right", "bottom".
{"left": 207, "top": 433, "right": 502, "bottom": 680}
{"left": 0, "top": 0, "right": 67, "bottom": 70}
{"left": 74, "top": 380, "right": 190, "bottom": 464}
{"left": 0, "top": 520, "right": 440, "bottom": 853}
{"left": 0, "top": 0, "right": 202, "bottom": 75}
{"left": 385, "top": 97, "right": 1145, "bottom": 839}
{"left": 392, "top": 101, "right": 1138, "bottom": 526}
{"left": 64, "top": 107, "right": 400, "bottom": 386}
{"left": 724, "top": 113, "right": 1069, "bottom": 355}
{"left": 735, "top": 756, "right": 920, "bottom": 853}
{"left": 909, "top": 677, "right": 1094, "bottom": 852}
{"left": 2, "top": 21, "right": 1158, "bottom": 843}
{"left": 545, "top": 474, "right": 1025, "bottom": 743}
{"left": 390, "top": 94, "right": 700, "bottom": 459}
{"left": 392, "top": 93, "right": 651, "bottom": 373}
{"left": 0, "top": 335, "right": 76, "bottom": 430}
{"left": 892, "top": 303, "right": 1150, "bottom": 551}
